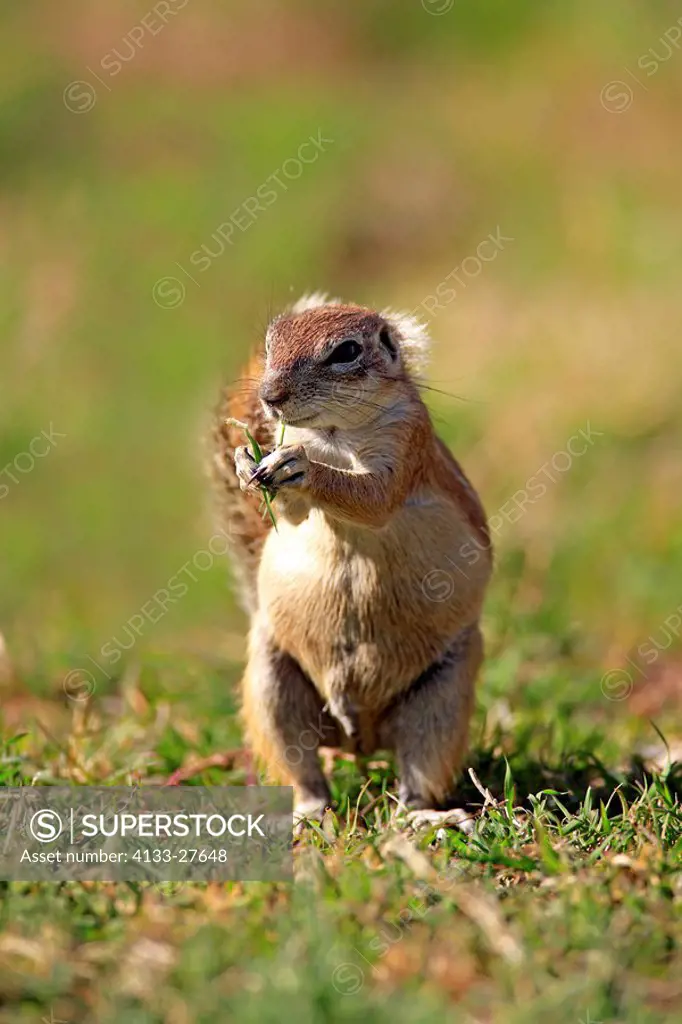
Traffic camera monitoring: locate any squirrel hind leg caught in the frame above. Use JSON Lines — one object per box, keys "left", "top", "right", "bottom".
{"left": 380, "top": 623, "right": 483, "bottom": 810}
{"left": 241, "top": 621, "right": 341, "bottom": 817}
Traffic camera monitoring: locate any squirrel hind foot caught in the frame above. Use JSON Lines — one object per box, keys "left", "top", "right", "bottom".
{"left": 293, "top": 796, "right": 329, "bottom": 835}
{"left": 403, "top": 807, "right": 476, "bottom": 835}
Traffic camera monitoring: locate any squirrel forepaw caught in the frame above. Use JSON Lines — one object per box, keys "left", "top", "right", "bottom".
{"left": 234, "top": 445, "right": 259, "bottom": 492}
{"left": 249, "top": 445, "right": 310, "bottom": 494}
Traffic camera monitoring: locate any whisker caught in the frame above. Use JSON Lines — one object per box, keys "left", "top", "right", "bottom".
{"left": 322, "top": 394, "right": 394, "bottom": 417}
{"left": 322, "top": 388, "right": 453, "bottom": 431}
{"left": 222, "top": 378, "right": 262, "bottom": 391}
{"left": 416, "top": 383, "right": 479, "bottom": 404}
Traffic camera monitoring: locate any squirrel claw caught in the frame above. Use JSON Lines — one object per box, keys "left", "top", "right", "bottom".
{"left": 250, "top": 445, "right": 309, "bottom": 494}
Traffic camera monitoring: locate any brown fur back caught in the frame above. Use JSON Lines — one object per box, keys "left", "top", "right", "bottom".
{"left": 208, "top": 352, "right": 274, "bottom": 612}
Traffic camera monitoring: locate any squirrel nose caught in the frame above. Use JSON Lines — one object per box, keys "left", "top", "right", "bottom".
{"left": 260, "top": 380, "right": 291, "bottom": 408}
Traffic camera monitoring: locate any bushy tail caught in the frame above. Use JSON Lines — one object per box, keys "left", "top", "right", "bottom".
{"left": 208, "top": 353, "right": 275, "bottom": 614}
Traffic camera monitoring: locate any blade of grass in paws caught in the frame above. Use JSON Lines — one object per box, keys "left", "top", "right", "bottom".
{"left": 225, "top": 417, "right": 278, "bottom": 530}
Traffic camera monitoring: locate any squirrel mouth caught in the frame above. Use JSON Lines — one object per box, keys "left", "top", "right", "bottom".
{"left": 281, "top": 412, "right": 318, "bottom": 426}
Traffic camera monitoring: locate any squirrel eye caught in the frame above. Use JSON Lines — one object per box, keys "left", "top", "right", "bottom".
{"left": 325, "top": 339, "right": 362, "bottom": 365}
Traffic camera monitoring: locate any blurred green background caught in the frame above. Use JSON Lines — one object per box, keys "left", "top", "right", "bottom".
{"left": 2, "top": 4, "right": 682, "bottom": 1022}
{"left": 2, "top": 0, "right": 682, "bottom": 744}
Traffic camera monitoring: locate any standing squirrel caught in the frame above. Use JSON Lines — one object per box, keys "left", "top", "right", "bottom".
{"left": 210, "top": 293, "right": 492, "bottom": 822}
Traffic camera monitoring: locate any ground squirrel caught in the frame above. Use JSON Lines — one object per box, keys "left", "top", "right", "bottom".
{"left": 210, "top": 293, "right": 492, "bottom": 822}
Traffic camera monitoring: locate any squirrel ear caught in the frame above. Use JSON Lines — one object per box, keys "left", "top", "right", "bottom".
{"left": 378, "top": 325, "right": 398, "bottom": 361}
{"left": 380, "top": 308, "right": 431, "bottom": 376}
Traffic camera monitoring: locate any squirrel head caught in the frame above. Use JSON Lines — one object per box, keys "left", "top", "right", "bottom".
{"left": 259, "top": 294, "right": 430, "bottom": 429}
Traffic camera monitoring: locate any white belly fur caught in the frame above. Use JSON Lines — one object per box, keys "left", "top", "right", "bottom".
{"left": 257, "top": 495, "right": 489, "bottom": 709}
